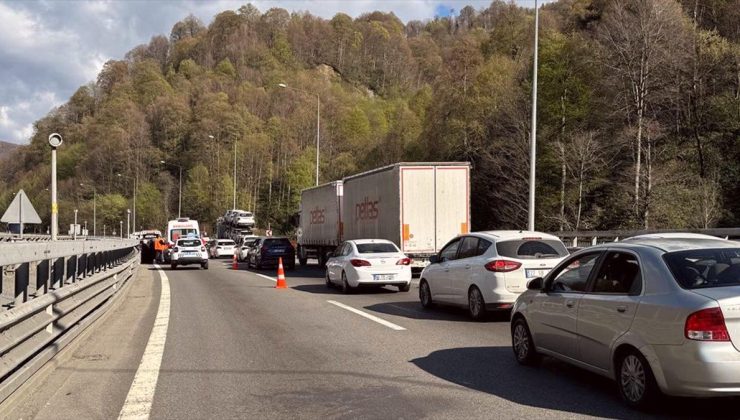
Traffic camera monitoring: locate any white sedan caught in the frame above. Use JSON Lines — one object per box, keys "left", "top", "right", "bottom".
{"left": 325, "top": 239, "right": 412, "bottom": 293}
{"left": 419, "top": 231, "right": 569, "bottom": 320}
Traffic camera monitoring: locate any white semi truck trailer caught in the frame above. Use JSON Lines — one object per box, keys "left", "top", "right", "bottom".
{"left": 297, "top": 162, "right": 471, "bottom": 272}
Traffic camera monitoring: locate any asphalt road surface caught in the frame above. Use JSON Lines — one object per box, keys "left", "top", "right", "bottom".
{"left": 6, "top": 259, "right": 740, "bottom": 419}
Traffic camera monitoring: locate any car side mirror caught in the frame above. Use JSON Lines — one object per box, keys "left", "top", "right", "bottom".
{"left": 429, "top": 255, "right": 440, "bottom": 264}
{"left": 527, "top": 277, "right": 544, "bottom": 291}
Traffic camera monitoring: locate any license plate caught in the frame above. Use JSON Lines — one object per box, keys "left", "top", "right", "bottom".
{"left": 373, "top": 274, "right": 395, "bottom": 281}
{"left": 525, "top": 269, "right": 550, "bottom": 278}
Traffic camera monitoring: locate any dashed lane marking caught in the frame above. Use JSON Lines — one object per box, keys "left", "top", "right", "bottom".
{"left": 327, "top": 300, "right": 406, "bottom": 331}
{"left": 118, "top": 264, "right": 171, "bottom": 420}
{"left": 254, "top": 273, "right": 277, "bottom": 282}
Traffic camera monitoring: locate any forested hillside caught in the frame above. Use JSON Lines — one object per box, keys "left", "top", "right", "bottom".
{"left": 0, "top": 0, "right": 738, "bottom": 234}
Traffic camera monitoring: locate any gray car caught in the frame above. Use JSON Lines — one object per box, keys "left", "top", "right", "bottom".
{"left": 510, "top": 235, "right": 740, "bottom": 409}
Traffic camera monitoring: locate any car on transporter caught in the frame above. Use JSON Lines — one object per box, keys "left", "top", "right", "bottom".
{"left": 170, "top": 238, "right": 209, "bottom": 270}
{"left": 510, "top": 234, "right": 740, "bottom": 409}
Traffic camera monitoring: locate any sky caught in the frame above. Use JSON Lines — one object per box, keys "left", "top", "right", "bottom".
{"left": 0, "top": 0, "right": 542, "bottom": 144}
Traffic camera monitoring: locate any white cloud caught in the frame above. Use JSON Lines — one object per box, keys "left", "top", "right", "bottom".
{"left": 0, "top": 0, "right": 539, "bottom": 144}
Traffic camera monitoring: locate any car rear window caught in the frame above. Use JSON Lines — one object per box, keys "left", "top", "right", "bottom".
{"left": 264, "top": 238, "right": 291, "bottom": 247}
{"left": 496, "top": 239, "right": 568, "bottom": 259}
{"left": 219, "top": 240, "right": 235, "bottom": 246}
{"left": 357, "top": 243, "right": 399, "bottom": 253}
{"left": 178, "top": 239, "right": 201, "bottom": 247}
{"left": 664, "top": 248, "right": 740, "bottom": 289}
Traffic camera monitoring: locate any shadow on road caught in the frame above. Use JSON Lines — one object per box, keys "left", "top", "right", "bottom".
{"left": 365, "top": 301, "right": 509, "bottom": 323}
{"left": 411, "top": 346, "right": 740, "bottom": 419}
{"left": 292, "top": 283, "right": 401, "bottom": 295}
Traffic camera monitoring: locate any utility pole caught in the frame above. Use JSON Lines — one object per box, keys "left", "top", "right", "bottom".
{"left": 528, "top": 0, "right": 539, "bottom": 232}
{"left": 126, "top": 209, "right": 131, "bottom": 238}
{"left": 233, "top": 140, "right": 237, "bottom": 209}
{"left": 73, "top": 209, "right": 78, "bottom": 240}
{"left": 315, "top": 94, "right": 320, "bottom": 186}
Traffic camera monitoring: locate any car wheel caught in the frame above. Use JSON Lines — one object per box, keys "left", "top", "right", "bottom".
{"left": 170, "top": 263, "right": 177, "bottom": 270}
{"left": 201, "top": 262, "right": 209, "bottom": 270}
{"left": 617, "top": 349, "right": 659, "bottom": 409}
{"left": 398, "top": 283, "right": 411, "bottom": 292}
{"left": 419, "top": 280, "right": 433, "bottom": 308}
{"left": 341, "top": 272, "right": 353, "bottom": 294}
{"left": 468, "top": 286, "right": 486, "bottom": 320}
{"left": 512, "top": 317, "right": 539, "bottom": 365}
{"left": 255, "top": 258, "right": 262, "bottom": 270}
{"left": 325, "top": 271, "right": 333, "bottom": 288}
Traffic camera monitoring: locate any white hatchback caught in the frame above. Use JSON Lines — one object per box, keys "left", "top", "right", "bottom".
{"left": 210, "top": 239, "right": 236, "bottom": 258}
{"left": 326, "top": 239, "right": 413, "bottom": 293}
{"left": 419, "top": 231, "right": 569, "bottom": 320}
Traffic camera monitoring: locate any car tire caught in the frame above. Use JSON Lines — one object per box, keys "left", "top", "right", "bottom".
{"left": 170, "top": 263, "right": 177, "bottom": 270}
{"left": 468, "top": 286, "right": 486, "bottom": 321}
{"left": 299, "top": 257, "right": 308, "bottom": 266}
{"left": 201, "top": 262, "right": 209, "bottom": 270}
{"left": 341, "top": 272, "right": 353, "bottom": 294}
{"left": 617, "top": 349, "right": 659, "bottom": 410}
{"left": 419, "top": 280, "right": 434, "bottom": 308}
{"left": 512, "top": 317, "right": 539, "bottom": 365}
{"left": 255, "top": 258, "right": 262, "bottom": 270}
{"left": 398, "top": 283, "right": 411, "bottom": 292}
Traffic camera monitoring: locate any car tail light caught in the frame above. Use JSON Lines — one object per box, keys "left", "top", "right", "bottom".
{"left": 396, "top": 258, "right": 412, "bottom": 265}
{"left": 201, "top": 246, "right": 206, "bottom": 252}
{"left": 685, "top": 307, "right": 730, "bottom": 341}
{"left": 173, "top": 247, "right": 179, "bottom": 253}
{"left": 350, "top": 259, "right": 371, "bottom": 267}
{"left": 485, "top": 259, "right": 522, "bottom": 272}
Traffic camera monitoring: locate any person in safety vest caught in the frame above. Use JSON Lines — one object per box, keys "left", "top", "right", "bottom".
{"left": 154, "top": 237, "right": 168, "bottom": 263}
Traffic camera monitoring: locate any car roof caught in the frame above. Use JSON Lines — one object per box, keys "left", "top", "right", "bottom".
{"left": 606, "top": 237, "right": 737, "bottom": 253}
{"left": 349, "top": 239, "right": 396, "bottom": 245}
{"left": 472, "top": 230, "right": 562, "bottom": 241}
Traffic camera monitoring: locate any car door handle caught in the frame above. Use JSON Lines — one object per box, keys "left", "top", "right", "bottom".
{"left": 616, "top": 306, "right": 627, "bottom": 313}
{"left": 565, "top": 300, "right": 575, "bottom": 308}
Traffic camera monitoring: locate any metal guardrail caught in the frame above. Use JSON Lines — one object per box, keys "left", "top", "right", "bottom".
{"left": 554, "top": 228, "right": 740, "bottom": 248}
{"left": 0, "top": 239, "right": 139, "bottom": 402}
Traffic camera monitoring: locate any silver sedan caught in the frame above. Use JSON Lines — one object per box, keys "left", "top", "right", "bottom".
{"left": 510, "top": 235, "right": 740, "bottom": 409}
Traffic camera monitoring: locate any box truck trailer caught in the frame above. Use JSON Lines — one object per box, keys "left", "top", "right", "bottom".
{"left": 297, "top": 162, "right": 471, "bottom": 271}
{"left": 342, "top": 162, "right": 470, "bottom": 270}
{"left": 297, "top": 181, "right": 343, "bottom": 266}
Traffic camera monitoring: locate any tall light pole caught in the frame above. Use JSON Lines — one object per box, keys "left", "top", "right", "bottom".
{"left": 278, "top": 83, "right": 320, "bottom": 186}
{"left": 160, "top": 161, "right": 183, "bottom": 218}
{"left": 119, "top": 220, "right": 123, "bottom": 240}
{"left": 80, "top": 183, "right": 96, "bottom": 237}
{"left": 48, "top": 133, "right": 63, "bottom": 240}
{"left": 233, "top": 140, "right": 237, "bottom": 209}
{"left": 528, "top": 0, "right": 540, "bottom": 232}
{"left": 73, "top": 209, "right": 78, "bottom": 240}
{"left": 126, "top": 209, "right": 131, "bottom": 238}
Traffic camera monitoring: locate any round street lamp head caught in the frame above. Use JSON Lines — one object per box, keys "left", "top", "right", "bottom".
{"left": 208, "top": 135, "right": 214, "bottom": 139}
{"left": 278, "top": 83, "right": 287, "bottom": 88}
{"left": 160, "top": 160, "right": 166, "bottom": 164}
{"left": 48, "top": 133, "right": 63, "bottom": 148}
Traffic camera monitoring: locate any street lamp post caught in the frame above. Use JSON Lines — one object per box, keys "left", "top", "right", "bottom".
{"left": 48, "top": 133, "right": 63, "bottom": 240}
{"left": 80, "top": 183, "right": 96, "bottom": 237}
{"left": 278, "top": 83, "right": 320, "bottom": 186}
{"left": 73, "top": 209, "right": 78, "bottom": 240}
{"left": 119, "top": 221, "right": 123, "bottom": 240}
{"left": 126, "top": 209, "right": 131, "bottom": 238}
{"left": 528, "top": 0, "right": 540, "bottom": 232}
{"left": 160, "top": 161, "right": 183, "bottom": 218}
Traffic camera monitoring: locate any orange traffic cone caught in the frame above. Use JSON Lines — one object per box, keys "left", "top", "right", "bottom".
{"left": 232, "top": 253, "right": 238, "bottom": 270}
{"left": 275, "top": 257, "right": 287, "bottom": 289}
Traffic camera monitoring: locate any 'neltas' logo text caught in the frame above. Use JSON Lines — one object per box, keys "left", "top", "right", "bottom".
{"left": 355, "top": 197, "right": 379, "bottom": 220}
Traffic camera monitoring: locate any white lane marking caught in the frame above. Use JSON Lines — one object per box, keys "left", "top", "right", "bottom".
{"left": 255, "top": 273, "right": 276, "bottom": 282}
{"left": 327, "top": 300, "right": 406, "bottom": 331}
{"left": 118, "top": 264, "right": 171, "bottom": 420}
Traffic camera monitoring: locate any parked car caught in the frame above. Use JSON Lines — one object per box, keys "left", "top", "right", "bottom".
{"left": 170, "top": 238, "right": 208, "bottom": 270}
{"left": 510, "top": 235, "right": 740, "bottom": 409}
{"left": 208, "top": 239, "right": 236, "bottom": 258}
{"left": 238, "top": 235, "right": 260, "bottom": 262}
{"left": 248, "top": 237, "right": 296, "bottom": 270}
{"left": 326, "top": 239, "right": 413, "bottom": 293}
{"left": 419, "top": 231, "right": 569, "bottom": 320}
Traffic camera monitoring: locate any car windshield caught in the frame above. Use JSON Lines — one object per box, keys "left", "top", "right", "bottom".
{"left": 664, "top": 248, "right": 740, "bottom": 289}
{"left": 177, "top": 239, "right": 201, "bottom": 247}
{"left": 496, "top": 239, "right": 568, "bottom": 259}
{"left": 219, "top": 241, "right": 235, "bottom": 246}
{"left": 170, "top": 228, "right": 197, "bottom": 242}
{"left": 239, "top": 212, "right": 251, "bottom": 217}
{"left": 356, "top": 243, "right": 399, "bottom": 253}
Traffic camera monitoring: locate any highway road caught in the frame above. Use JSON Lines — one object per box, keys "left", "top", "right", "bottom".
{"left": 6, "top": 260, "right": 739, "bottom": 419}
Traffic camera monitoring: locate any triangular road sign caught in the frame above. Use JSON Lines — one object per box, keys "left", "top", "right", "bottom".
{"left": 1, "top": 189, "right": 42, "bottom": 224}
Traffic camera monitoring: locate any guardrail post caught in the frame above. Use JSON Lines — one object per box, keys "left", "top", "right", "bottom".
{"left": 77, "top": 254, "right": 86, "bottom": 280}
{"left": 36, "top": 260, "right": 49, "bottom": 296}
{"left": 14, "top": 263, "right": 29, "bottom": 306}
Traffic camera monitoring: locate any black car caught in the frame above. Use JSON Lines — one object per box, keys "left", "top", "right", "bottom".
{"left": 248, "top": 237, "right": 296, "bottom": 270}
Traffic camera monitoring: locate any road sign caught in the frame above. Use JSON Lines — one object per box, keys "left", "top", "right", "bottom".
{"left": 266, "top": 229, "right": 273, "bottom": 237}
{"left": 2, "top": 190, "right": 42, "bottom": 224}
